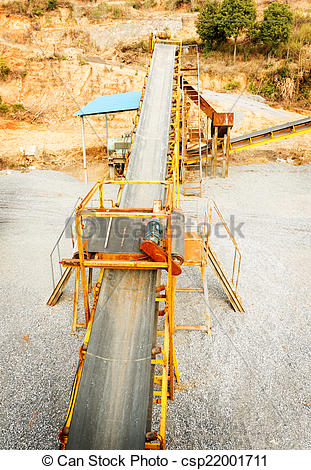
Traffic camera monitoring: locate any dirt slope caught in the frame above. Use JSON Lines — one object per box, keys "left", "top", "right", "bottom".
{"left": 0, "top": 2, "right": 310, "bottom": 177}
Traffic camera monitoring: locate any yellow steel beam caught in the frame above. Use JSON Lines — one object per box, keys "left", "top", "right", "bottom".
{"left": 79, "top": 212, "right": 169, "bottom": 219}
{"left": 159, "top": 306, "right": 169, "bottom": 449}
{"left": 229, "top": 127, "right": 311, "bottom": 153}
{"left": 101, "top": 180, "right": 168, "bottom": 185}
{"left": 185, "top": 127, "right": 311, "bottom": 165}
{"left": 75, "top": 214, "right": 90, "bottom": 323}
{"left": 72, "top": 260, "right": 169, "bottom": 270}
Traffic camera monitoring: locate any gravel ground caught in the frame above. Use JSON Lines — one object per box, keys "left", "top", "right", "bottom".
{"left": 0, "top": 170, "right": 89, "bottom": 450}
{"left": 202, "top": 89, "right": 299, "bottom": 121}
{"left": 0, "top": 164, "right": 310, "bottom": 449}
{"left": 167, "top": 163, "right": 311, "bottom": 449}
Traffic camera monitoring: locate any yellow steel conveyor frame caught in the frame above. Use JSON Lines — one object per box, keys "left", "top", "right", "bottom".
{"left": 185, "top": 118, "right": 311, "bottom": 168}
{"left": 59, "top": 38, "right": 184, "bottom": 450}
{"left": 59, "top": 182, "right": 181, "bottom": 450}
{"left": 58, "top": 37, "right": 244, "bottom": 450}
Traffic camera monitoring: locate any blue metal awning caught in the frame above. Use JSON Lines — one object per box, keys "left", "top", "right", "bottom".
{"left": 74, "top": 91, "right": 142, "bottom": 117}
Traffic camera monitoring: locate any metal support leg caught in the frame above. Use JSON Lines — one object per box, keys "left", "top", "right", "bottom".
{"left": 81, "top": 117, "right": 88, "bottom": 185}
{"left": 201, "top": 264, "right": 212, "bottom": 335}
{"left": 75, "top": 215, "right": 90, "bottom": 324}
{"left": 72, "top": 267, "right": 80, "bottom": 333}
{"left": 88, "top": 268, "right": 93, "bottom": 293}
{"left": 147, "top": 271, "right": 161, "bottom": 433}
{"left": 222, "top": 133, "right": 227, "bottom": 178}
{"left": 159, "top": 308, "right": 169, "bottom": 449}
{"left": 225, "top": 127, "right": 230, "bottom": 178}
{"left": 211, "top": 127, "right": 218, "bottom": 178}
{"left": 172, "top": 337, "right": 180, "bottom": 383}
{"left": 206, "top": 117, "right": 211, "bottom": 177}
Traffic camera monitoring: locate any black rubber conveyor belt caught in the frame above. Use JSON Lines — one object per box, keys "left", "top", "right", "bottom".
{"left": 67, "top": 43, "right": 177, "bottom": 449}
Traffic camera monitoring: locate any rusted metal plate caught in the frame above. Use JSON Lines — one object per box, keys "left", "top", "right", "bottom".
{"left": 184, "top": 234, "right": 202, "bottom": 263}
{"left": 184, "top": 80, "right": 215, "bottom": 120}
{"left": 114, "top": 142, "right": 130, "bottom": 150}
{"left": 200, "top": 97, "right": 215, "bottom": 120}
{"left": 140, "top": 239, "right": 167, "bottom": 263}
{"left": 62, "top": 258, "right": 169, "bottom": 270}
{"left": 110, "top": 156, "right": 126, "bottom": 164}
{"left": 213, "top": 112, "right": 234, "bottom": 127}
{"left": 184, "top": 80, "right": 235, "bottom": 129}
{"left": 140, "top": 239, "right": 182, "bottom": 276}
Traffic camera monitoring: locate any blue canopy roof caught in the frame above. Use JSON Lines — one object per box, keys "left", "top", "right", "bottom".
{"left": 74, "top": 91, "right": 142, "bottom": 117}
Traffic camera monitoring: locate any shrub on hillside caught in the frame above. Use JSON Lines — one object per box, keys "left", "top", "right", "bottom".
{"left": 0, "top": 57, "right": 9, "bottom": 81}
{"left": 278, "top": 16, "right": 311, "bottom": 60}
{"left": 0, "top": 103, "right": 10, "bottom": 115}
{"left": 11, "top": 103, "right": 26, "bottom": 113}
{"left": 225, "top": 80, "right": 240, "bottom": 90}
{"left": 2, "top": 0, "right": 59, "bottom": 17}
{"left": 248, "top": 64, "right": 310, "bottom": 106}
{"left": 120, "top": 40, "right": 149, "bottom": 54}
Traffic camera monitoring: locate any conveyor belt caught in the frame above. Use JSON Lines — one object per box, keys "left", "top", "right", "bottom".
{"left": 186, "top": 116, "right": 311, "bottom": 163}
{"left": 67, "top": 43, "right": 176, "bottom": 450}
{"left": 229, "top": 116, "right": 311, "bottom": 152}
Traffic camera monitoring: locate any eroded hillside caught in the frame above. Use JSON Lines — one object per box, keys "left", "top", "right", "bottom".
{"left": 0, "top": 0, "right": 310, "bottom": 177}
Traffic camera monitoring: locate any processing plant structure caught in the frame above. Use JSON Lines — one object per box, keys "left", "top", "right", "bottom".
{"left": 47, "top": 34, "right": 311, "bottom": 450}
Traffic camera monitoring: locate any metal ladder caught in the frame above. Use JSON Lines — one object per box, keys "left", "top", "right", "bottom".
{"left": 47, "top": 197, "right": 82, "bottom": 306}
{"left": 206, "top": 246, "right": 244, "bottom": 312}
{"left": 205, "top": 198, "right": 244, "bottom": 312}
{"left": 180, "top": 197, "right": 244, "bottom": 314}
{"left": 181, "top": 45, "right": 203, "bottom": 197}
{"left": 177, "top": 198, "right": 212, "bottom": 333}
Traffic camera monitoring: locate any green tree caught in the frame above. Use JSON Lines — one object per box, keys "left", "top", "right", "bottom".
{"left": 218, "top": 0, "right": 256, "bottom": 62}
{"left": 259, "top": 2, "right": 293, "bottom": 48}
{"left": 196, "top": 1, "right": 226, "bottom": 51}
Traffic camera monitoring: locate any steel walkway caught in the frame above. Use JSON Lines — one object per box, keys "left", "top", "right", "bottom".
{"left": 66, "top": 43, "right": 177, "bottom": 450}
